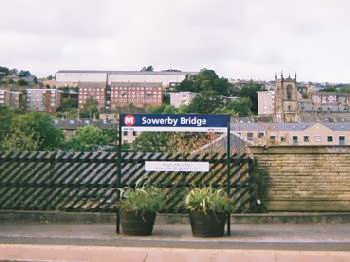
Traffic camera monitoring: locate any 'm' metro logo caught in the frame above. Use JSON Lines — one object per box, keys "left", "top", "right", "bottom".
{"left": 124, "top": 114, "right": 136, "bottom": 126}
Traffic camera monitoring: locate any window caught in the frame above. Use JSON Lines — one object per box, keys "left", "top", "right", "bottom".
{"left": 247, "top": 132, "right": 253, "bottom": 141}
{"left": 315, "top": 136, "right": 321, "bottom": 143}
{"left": 339, "top": 136, "right": 345, "bottom": 145}
{"left": 304, "top": 136, "right": 309, "bottom": 143}
{"left": 270, "top": 136, "right": 276, "bottom": 143}
{"left": 133, "top": 131, "right": 137, "bottom": 136}
{"left": 327, "top": 136, "right": 333, "bottom": 142}
{"left": 123, "top": 131, "right": 128, "bottom": 136}
{"left": 280, "top": 136, "right": 286, "bottom": 142}
{"left": 258, "top": 132, "right": 264, "bottom": 138}
{"left": 293, "top": 136, "right": 298, "bottom": 144}
{"left": 287, "top": 85, "right": 293, "bottom": 100}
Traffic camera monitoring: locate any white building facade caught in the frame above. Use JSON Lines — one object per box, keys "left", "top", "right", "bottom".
{"left": 170, "top": 92, "right": 197, "bottom": 108}
{"left": 258, "top": 90, "right": 275, "bottom": 116}
{"left": 56, "top": 70, "right": 195, "bottom": 88}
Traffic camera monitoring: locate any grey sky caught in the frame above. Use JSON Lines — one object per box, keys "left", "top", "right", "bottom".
{"left": 1, "top": 0, "right": 349, "bottom": 82}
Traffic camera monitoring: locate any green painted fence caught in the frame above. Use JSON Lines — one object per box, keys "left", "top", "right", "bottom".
{"left": 0, "top": 151, "right": 254, "bottom": 213}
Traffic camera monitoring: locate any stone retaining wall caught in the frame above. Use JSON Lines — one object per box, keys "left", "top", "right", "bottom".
{"left": 250, "top": 146, "right": 350, "bottom": 211}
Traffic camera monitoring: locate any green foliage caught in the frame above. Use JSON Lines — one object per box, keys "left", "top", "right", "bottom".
{"left": 65, "top": 125, "right": 112, "bottom": 151}
{"left": 149, "top": 104, "right": 178, "bottom": 114}
{"left": 239, "top": 81, "right": 264, "bottom": 114}
{"left": 186, "top": 91, "right": 224, "bottom": 114}
{"left": 320, "top": 87, "right": 337, "bottom": 92}
{"left": 119, "top": 187, "right": 166, "bottom": 214}
{"left": 17, "top": 79, "right": 28, "bottom": 86}
{"left": 214, "top": 97, "right": 252, "bottom": 116}
{"left": 185, "top": 188, "right": 232, "bottom": 214}
{"left": 249, "top": 160, "right": 268, "bottom": 213}
{"left": 176, "top": 69, "right": 232, "bottom": 96}
{"left": 80, "top": 97, "right": 99, "bottom": 118}
{"left": 0, "top": 66, "right": 10, "bottom": 75}
{"left": 2, "top": 128, "right": 39, "bottom": 151}
{"left": 130, "top": 133, "right": 170, "bottom": 152}
{"left": 0, "top": 107, "right": 17, "bottom": 143}
{"left": 59, "top": 97, "right": 77, "bottom": 112}
{"left": 8, "top": 112, "right": 64, "bottom": 151}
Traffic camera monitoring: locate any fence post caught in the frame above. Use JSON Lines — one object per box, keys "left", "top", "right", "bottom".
{"left": 116, "top": 115, "right": 122, "bottom": 234}
{"left": 226, "top": 116, "right": 231, "bottom": 236}
{"left": 248, "top": 158, "right": 255, "bottom": 212}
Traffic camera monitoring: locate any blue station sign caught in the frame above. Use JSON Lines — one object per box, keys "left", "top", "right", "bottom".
{"left": 121, "top": 114, "right": 228, "bottom": 133}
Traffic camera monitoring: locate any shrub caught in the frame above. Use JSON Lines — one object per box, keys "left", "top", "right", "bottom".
{"left": 185, "top": 187, "right": 232, "bottom": 214}
{"left": 119, "top": 187, "right": 166, "bottom": 214}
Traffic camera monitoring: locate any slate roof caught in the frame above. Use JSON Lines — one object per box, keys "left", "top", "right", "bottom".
{"left": 57, "top": 70, "right": 195, "bottom": 75}
{"left": 231, "top": 122, "right": 350, "bottom": 132}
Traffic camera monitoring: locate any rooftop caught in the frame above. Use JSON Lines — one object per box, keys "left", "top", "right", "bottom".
{"left": 57, "top": 70, "right": 196, "bottom": 75}
{"left": 111, "top": 82, "right": 162, "bottom": 87}
{"left": 231, "top": 122, "right": 350, "bottom": 132}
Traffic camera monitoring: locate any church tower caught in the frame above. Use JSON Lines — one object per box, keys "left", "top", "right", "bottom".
{"left": 273, "top": 73, "right": 300, "bottom": 123}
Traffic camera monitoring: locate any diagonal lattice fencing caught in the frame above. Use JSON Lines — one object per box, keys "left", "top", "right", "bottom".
{"left": 0, "top": 151, "right": 254, "bottom": 213}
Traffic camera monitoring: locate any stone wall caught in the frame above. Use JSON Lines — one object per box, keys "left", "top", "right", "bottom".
{"left": 250, "top": 146, "right": 350, "bottom": 211}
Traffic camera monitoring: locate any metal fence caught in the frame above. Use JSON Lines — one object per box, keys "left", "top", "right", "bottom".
{"left": 0, "top": 151, "right": 254, "bottom": 213}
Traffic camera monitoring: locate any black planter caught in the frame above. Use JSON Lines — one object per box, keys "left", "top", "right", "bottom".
{"left": 120, "top": 210, "right": 156, "bottom": 236}
{"left": 189, "top": 211, "right": 227, "bottom": 237}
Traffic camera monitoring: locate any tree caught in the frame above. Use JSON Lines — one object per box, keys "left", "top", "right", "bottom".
{"left": 176, "top": 69, "right": 233, "bottom": 96}
{"left": 149, "top": 104, "right": 178, "bottom": 114}
{"left": 10, "top": 113, "right": 64, "bottom": 150}
{"left": 131, "top": 133, "right": 170, "bottom": 152}
{"left": 18, "top": 70, "right": 31, "bottom": 77}
{"left": 65, "top": 125, "right": 112, "bottom": 151}
{"left": 80, "top": 97, "right": 99, "bottom": 118}
{"left": 239, "top": 81, "right": 264, "bottom": 114}
{"left": 0, "top": 107, "right": 18, "bottom": 146}
{"left": 214, "top": 97, "right": 252, "bottom": 116}
{"left": 59, "top": 97, "right": 77, "bottom": 112}
{"left": 0, "top": 66, "right": 9, "bottom": 75}
{"left": 186, "top": 91, "right": 224, "bottom": 113}
{"left": 141, "top": 65, "right": 154, "bottom": 72}
{"left": 1, "top": 128, "right": 39, "bottom": 151}
{"left": 17, "top": 79, "right": 28, "bottom": 86}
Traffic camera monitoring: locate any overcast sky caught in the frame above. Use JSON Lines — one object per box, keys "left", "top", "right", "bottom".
{"left": 1, "top": 0, "right": 349, "bottom": 82}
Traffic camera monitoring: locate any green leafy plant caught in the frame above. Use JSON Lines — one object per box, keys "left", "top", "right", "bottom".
{"left": 119, "top": 187, "right": 166, "bottom": 214}
{"left": 249, "top": 160, "right": 268, "bottom": 213}
{"left": 185, "top": 187, "right": 232, "bottom": 214}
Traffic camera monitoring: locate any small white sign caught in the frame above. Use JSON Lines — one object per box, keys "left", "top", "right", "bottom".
{"left": 145, "top": 161, "right": 209, "bottom": 172}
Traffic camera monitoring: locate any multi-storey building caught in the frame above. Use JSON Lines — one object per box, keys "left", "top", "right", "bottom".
{"left": 232, "top": 122, "right": 350, "bottom": 146}
{"left": 57, "top": 70, "right": 195, "bottom": 112}
{"left": 56, "top": 70, "right": 195, "bottom": 88}
{"left": 258, "top": 90, "right": 275, "bottom": 116}
{"left": 110, "top": 82, "right": 163, "bottom": 108}
{"left": 26, "top": 89, "right": 61, "bottom": 113}
{"left": 0, "top": 89, "right": 23, "bottom": 108}
{"left": 170, "top": 92, "right": 197, "bottom": 108}
{"left": 0, "top": 89, "right": 5, "bottom": 106}
{"left": 78, "top": 82, "right": 106, "bottom": 110}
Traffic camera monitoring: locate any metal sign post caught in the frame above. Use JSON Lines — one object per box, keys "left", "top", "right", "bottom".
{"left": 117, "top": 113, "right": 230, "bottom": 235}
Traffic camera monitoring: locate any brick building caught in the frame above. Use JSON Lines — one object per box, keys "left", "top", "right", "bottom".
{"left": 0, "top": 89, "right": 22, "bottom": 108}
{"left": 26, "top": 89, "right": 61, "bottom": 113}
{"left": 78, "top": 82, "right": 106, "bottom": 110}
{"left": 110, "top": 82, "right": 163, "bottom": 108}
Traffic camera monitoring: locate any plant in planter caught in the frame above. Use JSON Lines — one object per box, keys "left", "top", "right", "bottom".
{"left": 185, "top": 187, "right": 231, "bottom": 237}
{"left": 119, "top": 187, "right": 165, "bottom": 236}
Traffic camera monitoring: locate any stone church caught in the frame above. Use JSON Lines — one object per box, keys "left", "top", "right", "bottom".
{"left": 273, "top": 73, "right": 301, "bottom": 122}
{"left": 258, "top": 73, "right": 350, "bottom": 123}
